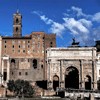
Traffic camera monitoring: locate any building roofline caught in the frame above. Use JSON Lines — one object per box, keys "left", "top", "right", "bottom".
{"left": 2, "top": 36, "right": 31, "bottom": 39}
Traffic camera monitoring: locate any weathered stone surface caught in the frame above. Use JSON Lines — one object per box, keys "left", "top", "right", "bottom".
{"left": 46, "top": 47, "right": 97, "bottom": 90}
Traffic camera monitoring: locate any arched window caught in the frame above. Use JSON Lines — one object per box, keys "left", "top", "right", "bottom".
{"left": 16, "top": 27, "right": 18, "bottom": 32}
{"left": 16, "top": 18, "right": 19, "bottom": 23}
{"left": 11, "top": 59, "right": 15, "bottom": 67}
{"left": 53, "top": 75, "right": 59, "bottom": 91}
{"left": 33, "top": 59, "right": 37, "bottom": 69}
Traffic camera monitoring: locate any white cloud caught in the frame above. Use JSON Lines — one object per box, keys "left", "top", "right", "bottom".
{"left": 31, "top": 11, "right": 41, "bottom": 16}
{"left": 50, "top": 22, "right": 65, "bottom": 37}
{"left": 92, "top": 12, "right": 100, "bottom": 22}
{"left": 32, "top": 7, "right": 100, "bottom": 46}
{"left": 32, "top": 12, "right": 65, "bottom": 37}
{"left": 79, "top": 19, "right": 92, "bottom": 28}
{"left": 40, "top": 15, "right": 53, "bottom": 24}
{"left": 71, "top": 6, "right": 84, "bottom": 16}
{"left": 63, "top": 18, "right": 90, "bottom": 35}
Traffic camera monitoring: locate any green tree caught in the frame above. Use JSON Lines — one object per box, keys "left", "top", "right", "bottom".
{"left": 7, "top": 79, "right": 34, "bottom": 97}
{"left": 7, "top": 80, "right": 15, "bottom": 92}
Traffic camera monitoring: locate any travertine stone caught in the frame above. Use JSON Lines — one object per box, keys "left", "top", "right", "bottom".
{"left": 46, "top": 47, "right": 97, "bottom": 90}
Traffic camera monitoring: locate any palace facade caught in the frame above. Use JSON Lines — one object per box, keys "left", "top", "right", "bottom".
{"left": 0, "top": 11, "right": 56, "bottom": 85}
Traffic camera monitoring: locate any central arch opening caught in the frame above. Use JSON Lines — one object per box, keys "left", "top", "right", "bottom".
{"left": 65, "top": 66, "right": 79, "bottom": 89}
{"left": 53, "top": 75, "right": 59, "bottom": 91}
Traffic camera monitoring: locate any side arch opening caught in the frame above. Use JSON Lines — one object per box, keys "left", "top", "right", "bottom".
{"left": 53, "top": 75, "right": 59, "bottom": 91}
{"left": 85, "top": 75, "right": 91, "bottom": 90}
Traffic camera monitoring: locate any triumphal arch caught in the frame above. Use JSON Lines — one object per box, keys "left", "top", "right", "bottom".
{"left": 46, "top": 46, "right": 97, "bottom": 91}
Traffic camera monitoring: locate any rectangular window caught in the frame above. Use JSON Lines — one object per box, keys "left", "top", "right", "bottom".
{"left": 99, "top": 70, "right": 100, "bottom": 75}
{"left": 23, "top": 50, "right": 25, "bottom": 53}
{"left": 25, "top": 72, "right": 28, "bottom": 75}
{"left": 3, "top": 72, "right": 7, "bottom": 81}
{"left": 19, "top": 72, "right": 21, "bottom": 75}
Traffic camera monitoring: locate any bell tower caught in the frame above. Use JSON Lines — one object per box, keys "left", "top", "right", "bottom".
{"left": 13, "top": 10, "right": 22, "bottom": 37}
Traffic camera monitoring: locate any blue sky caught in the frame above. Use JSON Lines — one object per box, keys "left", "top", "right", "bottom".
{"left": 0, "top": 0, "right": 100, "bottom": 47}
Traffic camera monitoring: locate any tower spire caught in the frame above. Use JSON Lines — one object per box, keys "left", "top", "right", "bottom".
{"left": 17, "top": 9, "right": 19, "bottom": 13}
{"left": 17, "top": 0, "right": 19, "bottom": 13}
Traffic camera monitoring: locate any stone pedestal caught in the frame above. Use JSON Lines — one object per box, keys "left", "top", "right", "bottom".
{"left": 60, "top": 81, "right": 64, "bottom": 88}
{"left": 90, "top": 94, "right": 94, "bottom": 100}
{"left": 48, "top": 81, "right": 53, "bottom": 90}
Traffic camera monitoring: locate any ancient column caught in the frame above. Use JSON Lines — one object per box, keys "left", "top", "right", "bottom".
{"left": 7, "top": 60, "right": 10, "bottom": 82}
{"left": 80, "top": 60, "right": 84, "bottom": 89}
{"left": 1, "top": 59, "right": 4, "bottom": 84}
{"left": 47, "top": 59, "right": 52, "bottom": 89}
{"left": 92, "top": 60, "right": 97, "bottom": 90}
{"left": 60, "top": 60, "right": 64, "bottom": 88}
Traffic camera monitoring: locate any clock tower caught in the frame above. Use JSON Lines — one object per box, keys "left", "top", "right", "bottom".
{"left": 13, "top": 10, "right": 22, "bottom": 37}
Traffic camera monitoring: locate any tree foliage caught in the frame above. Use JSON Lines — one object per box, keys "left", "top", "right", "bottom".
{"left": 7, "top": 79, "right": 34, "bottom": 97}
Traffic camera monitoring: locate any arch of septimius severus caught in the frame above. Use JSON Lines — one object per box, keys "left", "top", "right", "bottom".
{"left": 46, "top": 47, "right": 97, "bottom": 91}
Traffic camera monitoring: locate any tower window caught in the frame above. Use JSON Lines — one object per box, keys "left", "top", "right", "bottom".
{"left": 50, "top": 42, "right": 53, "bottom": 47}
{"left": 5, "top": 45, "right": 6, "bottom": 48}
{"left": 16, "top": 27, "right": 18, "bottom": 32}
{"left": 16, "top": 18, "right": 19, "bottom": 23}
